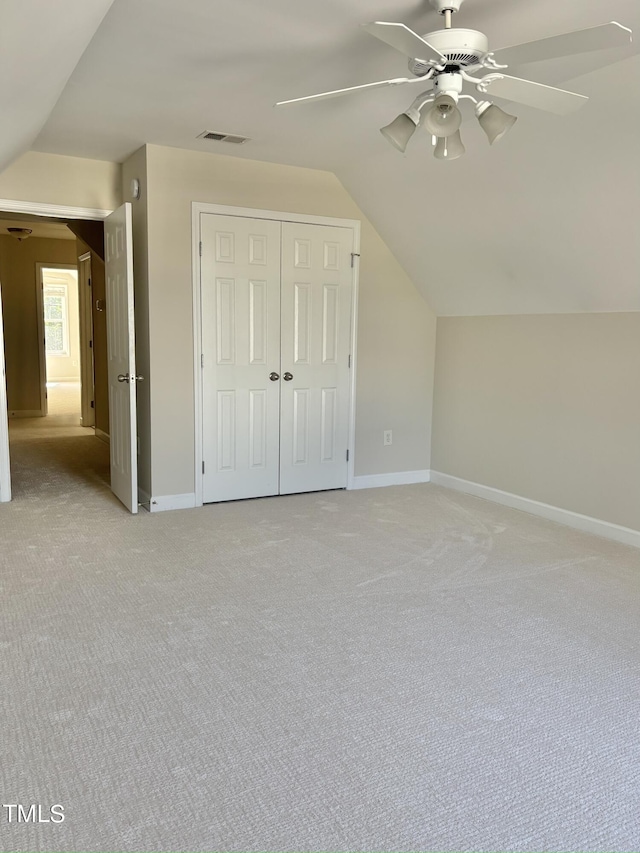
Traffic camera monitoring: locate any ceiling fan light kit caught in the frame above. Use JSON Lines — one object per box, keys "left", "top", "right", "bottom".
{"left": 380, "top": 113, "right": 419, "bottom": 152}
{"left": 275, "top": 0, "right": 633, "bottom": 164}
{"left": 475, "top": 101, "right": 517, "bottom": 145}
{"left": 434, "top": 129, "right": 465, "bottom": 160}
{"left": 423, "top": 93, "right": 462, "bottom": 138}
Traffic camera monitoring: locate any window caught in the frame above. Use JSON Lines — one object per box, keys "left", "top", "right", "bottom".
{"left": 43, "top": 284, "right": 69, "bottom": 357}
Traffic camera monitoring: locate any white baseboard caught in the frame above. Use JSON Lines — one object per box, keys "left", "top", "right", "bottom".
{"left": 8, "top": 410, "right": 44, "bottom": 419}
{"left": 95, "top": 428, "right": 110, "bottom": 444}
{"left": 351, "top": 469, "right": 431, "bottom": 490}
{"left": 149, "top": 493, "right": 197, "bottom": 513}
{"left": 430, "top": 471, "right": 640, "bottom": 550}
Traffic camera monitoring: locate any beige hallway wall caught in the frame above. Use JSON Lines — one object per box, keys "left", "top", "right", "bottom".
{"left": 0, "top": 236, "right": 78, "bottom": 413}
{"left": 123, "top": 144, "right": 436, "bottom": 500}
{"left": 432, "top": 313, "right": 640, "bottom": 531}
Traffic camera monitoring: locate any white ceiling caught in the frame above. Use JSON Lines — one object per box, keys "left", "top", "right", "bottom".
{"left": 26, "top": 0, "right": 640, "bottom": 314}
{"left": 0, "top": 0, "right": 115, "bottom": 173}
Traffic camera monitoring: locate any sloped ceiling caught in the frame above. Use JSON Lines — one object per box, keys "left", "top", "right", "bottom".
{"left": 28, "top": 0, "right": 640, "bottom": 314}
{"left": 0, "top": 0, "right": 115, "bottom": 173}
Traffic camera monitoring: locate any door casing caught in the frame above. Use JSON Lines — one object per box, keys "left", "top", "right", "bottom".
{"left": 192, "top": 202, "right": 360, "bottom": 507}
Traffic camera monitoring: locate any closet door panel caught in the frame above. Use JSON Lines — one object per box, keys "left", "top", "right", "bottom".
{"left": 201, "top": 214, "right": 281, "bottom": 502}
{"left": 280, "top": 222, "right": 353, "bottom": 494}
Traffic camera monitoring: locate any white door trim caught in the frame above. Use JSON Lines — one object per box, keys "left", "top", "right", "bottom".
{"left": 0, "top": 198, "right": 112, "bottom": 220}
{"left": 192, "top": 202, "right": 361, "bottom": 507}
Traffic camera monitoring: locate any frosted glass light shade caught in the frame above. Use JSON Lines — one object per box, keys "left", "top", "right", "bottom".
{"left": 423, "top": 95, "right": 462, "bottom": 138}
{"left": 434, "top": 130, "right": 465, "bottom": 160}
{"left": 477, "top": 103, "right": 517, "bottom": 144}
{"left": 380, "top": 113, "right": 417, "bottom": 152}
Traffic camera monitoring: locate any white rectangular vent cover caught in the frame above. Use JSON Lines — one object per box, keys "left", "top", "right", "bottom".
{"left": 197, "top": 131, "right": 248, "bottom": 144}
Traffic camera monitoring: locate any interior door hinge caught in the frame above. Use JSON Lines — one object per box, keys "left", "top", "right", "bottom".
{"left": 199, "top": 241, "right": 203, "bottom": 257}
{"left": 201, "top": 353, "right": 204, "bottom": 368}
{"left": 89, "top": 340, "right": 93, "bottom": 348}
{"left": 350, "top": 252, "right": 360, "bottom": 268}
{"left": 88, "top": 278, "right": 91, "bottom": 287}
{"left": 346, "top": 449, "right": 349, "bottom": 462}
{"left": 202, "top": 461, "right": 205, "bottom": 474}
{"left": 348, "top": 354, "right": 351, "bottom": 368}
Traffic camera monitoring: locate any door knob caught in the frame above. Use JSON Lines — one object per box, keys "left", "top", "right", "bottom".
{"left": 117, "top": 373, "right": 130, "bottom": 383}
{"left": 269, "top": 372, "right": 280, "bottom": 381}
{"left": 283, "top": 372, "right": 293, "bottom": 381}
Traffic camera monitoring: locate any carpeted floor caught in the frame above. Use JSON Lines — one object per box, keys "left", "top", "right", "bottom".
{"left": 45, "top": 381, "right": 82, "bottom": 419}
{"left": 1, "top": 422, "right": 639, "bottom": 852}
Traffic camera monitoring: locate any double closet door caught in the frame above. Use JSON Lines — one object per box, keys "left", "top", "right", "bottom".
{"left": 201, "top": 213, "right": 353, "bottom": 503}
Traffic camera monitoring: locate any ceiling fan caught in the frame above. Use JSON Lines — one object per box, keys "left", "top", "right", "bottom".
{"left": 276, "top": 0, "right": 633, "bottom": 160}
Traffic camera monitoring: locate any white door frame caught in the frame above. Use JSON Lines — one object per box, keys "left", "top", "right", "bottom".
{"left": 192, "top": 202, "right": 361, "bottom": 507}
{"left": 0, "top": 199, "right": 112, "bottom": 501}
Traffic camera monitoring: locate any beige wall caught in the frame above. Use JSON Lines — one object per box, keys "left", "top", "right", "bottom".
{"left": 0, "top": 151, "right": 121, "bottom": 211}
{"left": 122, "top": 144, "right": 436, "bottom": 499}
{"left": 0, "top": 236, "right": 78, "bottom": 413}
{"left": 44, "top": 269, "right": 80, "bottom": 382}
{"left": 432, "top": 313, "right": 640, "bottom": 532}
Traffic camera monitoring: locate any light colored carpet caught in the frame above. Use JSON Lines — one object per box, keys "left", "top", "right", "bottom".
{"left": 1, "top": 427, "right": 639, "bottom": 852}
{"left": 45, "top": 381, "right": 81, "bottom": 420}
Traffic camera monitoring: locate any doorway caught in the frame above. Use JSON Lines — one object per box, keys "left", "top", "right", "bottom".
{"left": 0, "top": 200, "right": 139, "bottom": 512}
{"left": 38, "top": 264, "right": 82, "bottom": 424}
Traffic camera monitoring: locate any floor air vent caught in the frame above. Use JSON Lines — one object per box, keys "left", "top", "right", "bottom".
{"left": 197, "top": 130, "right": 248, "bottom": 144}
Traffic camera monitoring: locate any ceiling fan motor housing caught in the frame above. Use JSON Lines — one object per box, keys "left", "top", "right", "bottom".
{"left": 409, "top": 28, "right": 489, "bottom": 76}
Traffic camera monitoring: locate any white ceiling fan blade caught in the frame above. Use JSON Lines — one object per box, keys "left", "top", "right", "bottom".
{"left": 362, "top": 22, "right": 446, "bottom": 63}
{"left": 492, "top": 22, "right": 632, "bottom": 68}
{"left": 478, "top": 74, "right": 588, "bottom": 114}
{"left": 276, "top": 76, "right": 418, "bottom": 106}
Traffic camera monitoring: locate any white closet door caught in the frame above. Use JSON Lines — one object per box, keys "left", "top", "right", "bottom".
{"left": 280, "top": 222, "right": 353, "bottom": 495}
{"left": 201, "top": 214, "right": 282, "bottom": 502}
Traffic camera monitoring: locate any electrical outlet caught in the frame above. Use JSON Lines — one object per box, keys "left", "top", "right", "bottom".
{"left": 383, "top": 430, "right": 392, "bottom": 446}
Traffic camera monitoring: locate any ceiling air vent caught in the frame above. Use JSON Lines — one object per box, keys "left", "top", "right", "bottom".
{"left": 197, "top": 130, "right": 249, "bottom": 144}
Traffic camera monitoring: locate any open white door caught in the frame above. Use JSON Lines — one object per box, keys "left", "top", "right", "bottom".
{"left": 105, "top": 203, "right": 138, "bottom": 513}
{"left": 0, "top": 284, "right": 11, "bottom": 503}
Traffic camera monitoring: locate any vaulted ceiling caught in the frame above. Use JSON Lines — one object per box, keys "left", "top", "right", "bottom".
{"left": 5, "top": 0, "right": 640, "bottom": 314}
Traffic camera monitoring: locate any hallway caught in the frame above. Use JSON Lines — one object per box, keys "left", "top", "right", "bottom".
{"left": 7, "top": 381, "right": 111, "bottom": 506}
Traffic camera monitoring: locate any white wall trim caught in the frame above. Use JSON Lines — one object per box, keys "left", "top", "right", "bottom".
{"left": 95, "top": 427, "right": 110, "bottom": 444}
{"left": 0, "top": 198, "right": 112, "bottom": 220}
{"left": 8, "top": 409, "right": 44, "bottom": 418}
{"left": 430, "top": 471, "right": 640, "bottom": 549}
{"left": 148, "top": 492, "right": 197, "bottom": 513}
{"left": 352, "top": 469, "right": 431, "bottom": 490}
{"left": 191, "top": 201, "right": 361, "bottom": 506}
